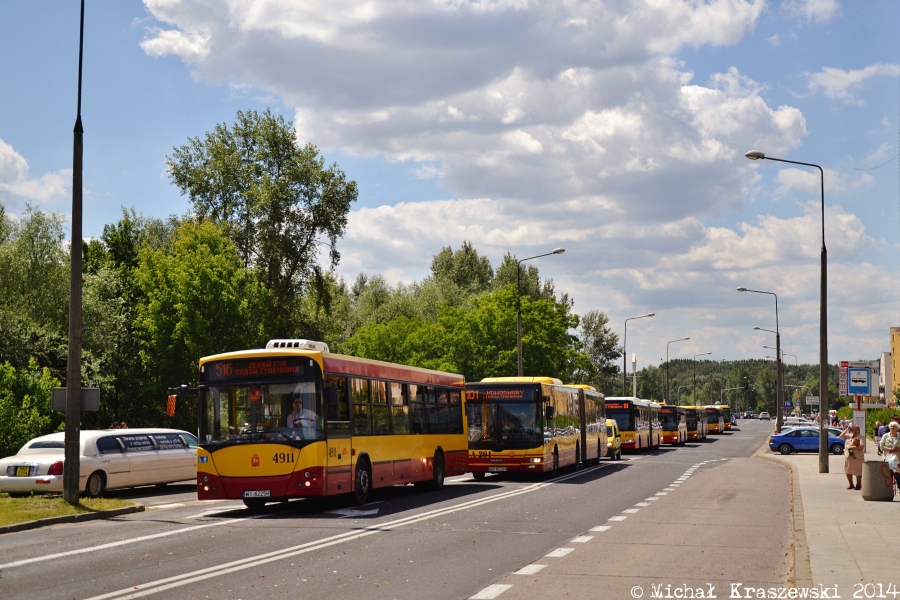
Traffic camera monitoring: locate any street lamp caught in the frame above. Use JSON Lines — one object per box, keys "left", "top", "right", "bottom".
{"left": 753, "top": 322, "right": 784, "bottom": 431}
{"left": 64, "top": 0, "right": 87, "bottom": 505}
{"left": 737, "top": 287, "right": 784, "bottom": 432}
{"left": 623, "top": 313, "right": 656, "bottom": 395}
{"left": 746, "top": 149, "right": 828, "bottom": 473}
{"left": 676, "top": 386, "right": 689, "bottom": 405}
{"left": 516, "top": 248, "right": 565, "bottom": 376}
{"left": 666, "top": 337, "right": 690, "bottom": 403}
{"left": 693, "top": 352, "right": 711, "bottom": 405}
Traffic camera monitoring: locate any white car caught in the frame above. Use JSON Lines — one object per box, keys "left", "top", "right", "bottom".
{"left": 0, "top": 428, "right": 198, "bottom": 498}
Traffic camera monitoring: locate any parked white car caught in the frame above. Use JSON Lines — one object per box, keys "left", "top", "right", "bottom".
{"left": 0, "top": 428, "right": 197, "bottom": 498}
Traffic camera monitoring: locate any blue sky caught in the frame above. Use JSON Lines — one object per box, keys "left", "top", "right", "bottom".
{"left": 1, "top": 0, "right": 898, "bottom": 378}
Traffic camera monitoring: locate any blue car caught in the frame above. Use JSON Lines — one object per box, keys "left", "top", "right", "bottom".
{"left": 769, "top": 427, "right": 845, "bottom": 455}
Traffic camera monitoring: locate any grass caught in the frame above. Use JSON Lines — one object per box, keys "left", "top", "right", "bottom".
{"left": 0, "top": 493, "right": 133, "bottom": 527}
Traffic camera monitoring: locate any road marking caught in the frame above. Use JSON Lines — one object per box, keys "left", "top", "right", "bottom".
{"left": 470, "top": 584, "right": 513, "bottom": 599}
{"left": 644, "top": 496, "right": 659, "bottom": 501}
{"left": 570, "top": 536, "right": 593, "bottom": 543}
{"left": 655, "top": 492, "right": 668, "bottom": 496}
{"left": 608, "top": 515, "right": 627, "bottom": 521}
{"left": 635, "top": 502, "right": 649, "bottom": 507}
{"left": 545, "top": 548, "right": 574, "bottom": 557}
{"left": 77, "top": 462, "right": 615, "bottom": 599}
{"left": 150, "top": 503, "right": 185, "bottom": 510}
{"left": 515, "top": 564, "right": 547, "bottom": 575}
{"left": 622, "top": 508, "right": 639, "bottom": 514}
{"left": 663, "top": 487, "right": 675, "bottom": 491}
{"left": 590, "top": 525, "right": 611, "bottom": 532}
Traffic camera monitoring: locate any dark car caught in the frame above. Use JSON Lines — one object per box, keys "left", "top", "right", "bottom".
{"left": 769, "top": 427, "right": 845, "bottom": 455}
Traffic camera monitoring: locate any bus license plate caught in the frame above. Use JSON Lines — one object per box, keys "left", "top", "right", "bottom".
{"left": 242, "top": 490, "right": 270, "bottom": 498}
{"left": 15, "top": 466, "right": 30, "bottom": 477}
{"left": 487, "top": 467, "right": 507, "bottom": 472}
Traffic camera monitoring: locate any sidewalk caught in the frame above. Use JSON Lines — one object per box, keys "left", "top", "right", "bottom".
{"left": 768, "top": 440, "right": 898, "bottom": 591}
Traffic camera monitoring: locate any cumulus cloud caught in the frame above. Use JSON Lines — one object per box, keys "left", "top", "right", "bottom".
{"left": 783, "top": 0, "right": 839, "bottom": 24}
{"left": 806, "top": 63, "right": 900, "bottom": 106}
{"left": 0, "top": 138, "right": 71, "bottom": 211}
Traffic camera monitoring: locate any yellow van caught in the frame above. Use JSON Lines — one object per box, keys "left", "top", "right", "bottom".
{"left": 606, "top": 419, "right": 622, "bottom": 460}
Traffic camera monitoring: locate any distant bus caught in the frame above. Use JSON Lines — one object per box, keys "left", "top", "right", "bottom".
{"left": 195, "top": 339, "right": 468, "bottom": 509}
{"left": 466, "top": 377, "right": 606, "bottom": 477}
{"left": 715, "top": 405, "right": 733, "bottom": 430}
{"left": 683, "top": 406, "right": 708, "bottom": 441}
{"left": 705, "top": 406, "right": 725, "bottom": 434}
{"left": 660, "top": 404, "right": 687, "bottom": 445}
{"left": 605, "top": 397, "right": 654, "bottom": 451}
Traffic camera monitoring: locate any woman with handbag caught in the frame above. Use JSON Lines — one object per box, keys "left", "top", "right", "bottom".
{"left": 841, "top": 424, "right": 863, "bottom": 490}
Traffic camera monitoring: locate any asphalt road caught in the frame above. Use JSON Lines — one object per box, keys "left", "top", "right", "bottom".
{"left": 0, "top": 419, "right": 778, "bottom": 600}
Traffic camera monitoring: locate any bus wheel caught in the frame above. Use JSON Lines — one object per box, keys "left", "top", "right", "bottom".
{"left": 354, "top": 458, "right": 372, "bottom": 506}
{"left": 472, "top": 471, "right": 486, "bottom": 480}
{"left": 428, "top": 452, "right": 445, "bottom": 491}
{"left": 243, "top": 498, "right": 267, "bottom": 511}
{"left": 550, "top": 449, "right": 559, "bottom": 478}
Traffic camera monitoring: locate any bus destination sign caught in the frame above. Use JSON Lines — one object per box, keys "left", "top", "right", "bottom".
{"left": 201, "top": 358, "right": 309, "bottom": 383}
{"left": 605, "top": 401, "right": 629, "bottom": 410}
{"left": 466, "top": 387, "right": 535, "bottom": 401}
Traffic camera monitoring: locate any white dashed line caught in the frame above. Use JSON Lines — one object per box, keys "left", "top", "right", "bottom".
{"left": 645, "top": 496, "right": 660, "bottom": 501}
{"left": 570, "top": 536, "right": 594, "bottom": 543}
{"left": 655, "top": 492, "right": 668, "bottom": 496}
{"left": 470, "top": 584, "right": 513, "bottom": 599}
{"left": 515, "top": 564, "right": 547, "bottom": 575}
{"left": 546, "top": 548, "right": 575, "bottom": 557}
{"left": 608, "top": 515, "right": 628, "bottom": 521}
{"left": 635, "top": 502, "right": 649, "bottom": 507}
{"left": 151, "top": 503, "right": 186, "bottom": 510}
{"left": 623, "top": 508, "right": 640, "bottom": 514}
{"left": 590, "top": 525, "right": 611, "bottom": 532}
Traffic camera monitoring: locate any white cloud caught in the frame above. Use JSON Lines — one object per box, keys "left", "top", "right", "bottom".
{"left": 783, "top": 0, "right": 840, "bottom": 24}
{"left": 0, "top": 138, "right": 71, "bottom": 210}
{"left": 806, "top": 63, "right": 900, "bottom": 106}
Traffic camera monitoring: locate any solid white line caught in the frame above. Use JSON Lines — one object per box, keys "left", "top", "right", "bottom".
{"left": 470, "top": 584, "right": 513, "bottom": 599}
{"left": 515, "top": 564, "right": 547, "bottom": 575}
{"left": 150, "top": 503, "right": 185, "bottom": 510}
{"left": 545, "top": 548, "right": 574, "bottom": 557}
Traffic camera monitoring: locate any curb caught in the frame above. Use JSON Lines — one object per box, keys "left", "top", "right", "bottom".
{"left": 756, "top": 443, "right": 813, "bottom": 587}
{"left": 0, "top": 503, "right": 145, "bottom": 535}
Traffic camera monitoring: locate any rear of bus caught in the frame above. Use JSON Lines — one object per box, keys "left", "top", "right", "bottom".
{"left": 466, "top": 378, "right": 580, "bottom": 476}
{"left": 684, "top": 407, "right": 702, "bottom": 441}
{"left": 717, "top": 405, "right": 732, "bottom": 430}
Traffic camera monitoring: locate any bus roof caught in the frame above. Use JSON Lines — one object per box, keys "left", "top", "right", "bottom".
{"left": 479, "top": 376, "right": 563, "bottom": 385}
{"left": 565, "top": 383, "right": 597, "bottom": 391}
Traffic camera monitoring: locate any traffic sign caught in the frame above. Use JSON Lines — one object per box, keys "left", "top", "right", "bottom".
{"left": 847, "top": 368, "right": 870, "bottom": 395}
{"left": 806, "top": 395, "right": 819, "bottom": 406}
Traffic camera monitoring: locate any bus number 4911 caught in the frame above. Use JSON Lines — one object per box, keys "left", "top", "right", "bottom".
{"left": 273, "top": 453, "right": 295, "bottom": 464}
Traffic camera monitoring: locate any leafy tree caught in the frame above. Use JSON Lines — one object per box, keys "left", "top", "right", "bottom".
{"left": 430, "top": 241, "right": 493, "bottom": 295}
{"left": 492, "top": 252, "right": 557, "bottom": 300}
{"left": 571, "top": 310, "right": 621, "bottom": 394}
{"left": 167, "top": 109, "right": 358, "bottom": 336}
{"left": 135, "top": 221, "right": 267, "bottom": 429}
{"left": 0, "top": 359, "right": 61, "bottom": 457}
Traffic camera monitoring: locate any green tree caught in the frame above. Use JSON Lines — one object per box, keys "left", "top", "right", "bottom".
{"left": 167, "top": 109, "right": 358, "bottom": 335}
{"left": 0, "top": 359, "right": 61, "bottom": 457}
{"left": 430, "top": 241, "right": 493, "bottom": 295}
{"left": 571, "top": 309, "right": 621, "bottom": 394}
{"left": 135, "top": 221, "right": 267, "bottom": 429}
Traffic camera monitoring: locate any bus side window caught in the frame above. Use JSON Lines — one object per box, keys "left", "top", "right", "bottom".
{"left": 325, "top": 375, "right": 350, "bottom": 431}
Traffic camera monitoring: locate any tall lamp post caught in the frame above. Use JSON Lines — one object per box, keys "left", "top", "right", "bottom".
{"left": 666, "top": 337, "right": 690, "bottom": 403}
{"left": 737, "top": 287, "right": 784, "bottom": 432}
{"left": 676, "top": 386, "right": 689, "bottom": 405}
{"left": 64, "top": 0, "right": 87, "bottom": 506}
{"left": 623, "top": 313, "right": 655, "bottom": 395}
{"left": 692, "top": 352, "right": 711, "bottom": 405}
{"left": 746, "top": 150, "right": 828, "bottom": 472}
{"left": 516, "top": 248, "right": 565, "bottom": 376}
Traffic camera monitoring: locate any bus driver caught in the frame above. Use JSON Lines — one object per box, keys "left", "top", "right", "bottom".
{"left": 287, "top": 396, "right": 316, "bottom": 438}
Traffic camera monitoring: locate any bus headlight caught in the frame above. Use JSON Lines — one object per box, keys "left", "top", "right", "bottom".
{"left": 530, "top": 458, "right": 542, "bottom": 463}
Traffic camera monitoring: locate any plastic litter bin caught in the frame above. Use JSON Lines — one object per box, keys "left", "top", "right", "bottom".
{"left": 861, "top": 460, "right": 894, "bottom": 501}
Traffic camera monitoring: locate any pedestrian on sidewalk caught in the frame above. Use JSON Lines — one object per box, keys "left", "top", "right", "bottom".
{"left": 841, "top": 424, "right": 863, "bottom": 490}
{"left": 879, "top": 421, "right": 900, "bottom": 489}
{"left": 874, "top": 421, "right": 883, "bottom": 455}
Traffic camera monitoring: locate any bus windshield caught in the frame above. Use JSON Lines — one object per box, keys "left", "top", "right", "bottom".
{"left": 606, "top": 406, "right": 634, "bottom": 432}
{"left": 661, "top": 410, "right": 679, "bottom": 431}
{"left": 467, "top": 401, "right": 541, "bottom": 448}
{"left": 203, "top": 381, "right": 324, "bottom": 445}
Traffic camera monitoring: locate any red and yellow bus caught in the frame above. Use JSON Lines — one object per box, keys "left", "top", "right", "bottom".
{"left": 195, "top": 339, "right": 468, "bottom": 509}
{"left": 466, "top": 378, "right": 606, "bottom": 477}
{"left": 660, "top": 404, "right": 687, "bottom": 445}
{"left": 715, "top": 404, "right": 733, "bottom": 430}
{"left": 683, "top": 406, "right": 708, "bottom": 441}
{"left": 705, "top": 405, "right": 725, "bottom": 434}
{"left": 605, "top": 397, "right": 653, "bottom": 451}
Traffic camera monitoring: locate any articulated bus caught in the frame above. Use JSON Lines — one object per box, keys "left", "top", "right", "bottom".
{"left": 683, "top": 406, "right": 708, "bottom": 441}
{"left": 605, "top": 397, "right": 660, "bottom": 451}
{"left": 705, "top": 406, "right": 725, "bottom": 434}
{"left": 466, "top": 378, "right": 606, "bottom": 478}
{"left": 716, "top": 405, "right": 733, "bottom": 430}
{"left": 195, "top": 339, "right": 468, "bottom": 509}
{"left": 660, "top": 404, "right": 687, "bottom": 445}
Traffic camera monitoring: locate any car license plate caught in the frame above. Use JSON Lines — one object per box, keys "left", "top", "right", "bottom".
{"left": 487, "top": 466, "right": 507, "bottom": 472}
{"left": 242, "top": 490, "right": 270, "bottom": 498}
{"left": 15, "top": 466, "right": 31, "bottom": 477}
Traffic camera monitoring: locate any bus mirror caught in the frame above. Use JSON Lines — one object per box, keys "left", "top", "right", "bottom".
{"left": 545, "top": 406, "right": 555, "bottom": 420}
